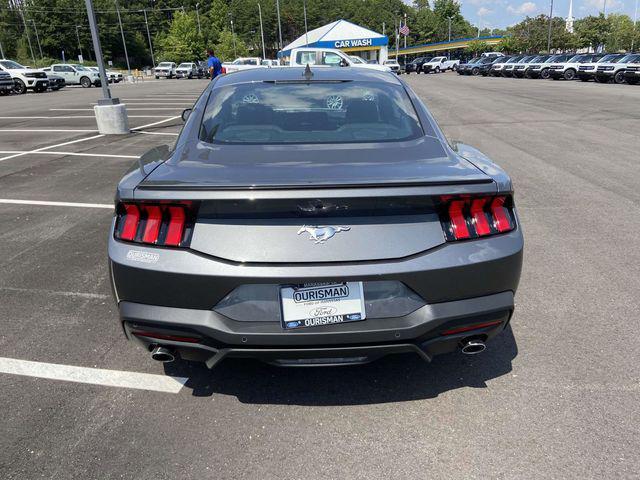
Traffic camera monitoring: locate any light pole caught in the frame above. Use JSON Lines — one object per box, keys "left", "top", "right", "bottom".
{"left": 547, "top": 0, "right": 554, "bottom": 52}
{"left": 75, "top": 26, "right": 84, "bottom": 62}
{"left": 30, "top": 20, "right": 43, "bottom": 60}
{"left": 275, "top": 0, "right": 283, "bottom": 50}
{"left": 603, "top": 0, "right": 607, "bottom": 15}
{"left": 632, "top": 0, "right": 638, "bottom": 51}
{"left": 143, "top": 9, "right": 155, "bottom": 67}
{"left": 447, "top": 16, "right": 453, "bottom": 59}
{"left": 303, "top": 0, "right": 309, "bottom": 46}
{"left": 0, "top": 39, "right": 4, "bottom": 59}
{"left": 195, "top": 3, "right": 201, "bottom": 35}
{"left": 229, "top": 16, "right": 237, "bottom": 58}
{"left": 258, "top": 3, "right": 266, "bottom": 60}
{"left": 84, "top": 0, "right": 113, "bottom": 102}
{"left": 19, "top": 10, "right": 37, "bottom": 66}
{"left": 114, "top": 0, "right": 131, "bottom": 74}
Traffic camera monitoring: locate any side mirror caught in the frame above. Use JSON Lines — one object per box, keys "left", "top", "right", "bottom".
{"left": 181, "top": 108, "right": 192, "bottom": 122}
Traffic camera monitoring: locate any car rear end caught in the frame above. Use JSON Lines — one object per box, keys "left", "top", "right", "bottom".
{"left": 623, "top": 55, "right": 640, "bottom": 84}
{"left": 0, "top": 70, "right": 13, "bottom": 94}
{"left": 108, "top": 69, "right": 523, "bottom": 368}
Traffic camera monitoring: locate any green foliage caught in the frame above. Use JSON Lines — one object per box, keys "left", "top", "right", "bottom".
{"left": 496, "top": 35, "right": 525, "bottom": 54}
{"left": 156, "top": 11, "right": 206, "bottom": 63}
{"left": 214, "top": 29, "right": 249, "bottom": 62}
{"left": 466, "top": 40, "right": 490, "bottom": 55}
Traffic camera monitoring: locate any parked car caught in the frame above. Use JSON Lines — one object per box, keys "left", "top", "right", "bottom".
{"left": 49, "top": 63, "right": 101, "bottom": 87}
{"left": 458, "top": 58, "right": 483, "bottom": 76}
{"left": 501, "top": 55, "right": 526, "bottom": 77}
{"left": 223, "top": 57, "right": 262, "bottom": 74}
{"left": 87, "top": 66, "right": 124, "bottom": 83}
{"left": 622, "top": 53, "right": 640, "bottom": 85}
{"left": 423, "top": 56, "right": 459, "bottom": 73}
{"left": 548, "top": 53, "right": 602, "bottom": 81}
{"left": 594, "top": 53, "right": 637, "bottom": 84}
{"left": 108, "top": 66, "right": 523, "bottom": 368}
{"left": 0, "top": 69, "right": 13, "bottom": 95}
{"left": 489, "top": 56, "right": 514, "bottom": 76}
{"left": 349, "top": 56, "right": 368, "bottom": 65}
{"left": 404, "top": 57, "right": 431, "bottom": 74}
{"left": 41, "top": 69, "right": 66, "bottom": 91}
{"left": 287, "top": 48, "right": 391, "bottom": 72}
{"left": 154, "top": 62, "right": 177, "bottom": 79}
{"left": 512, "top": 56, "right": 538, "bottom": 78}
{"left": 577, "top": 54, "right": 625, "bottom": 82}
{"left": 175, "top": 62, "right": 202, "bottom": 79}
{"left": 0, "top": 59, "right": 49, "bottom": 94}
{"left": 522, "top": 55, "right": 552, "bottom": 79}
{"left": 261, "top": 59, "right": 280, "bottom": 66}
{"left": 476, "top": 56, "right": 502, "bottom": 76}
{"left": 383, "top": 59, "right": 401, "bottom": 74}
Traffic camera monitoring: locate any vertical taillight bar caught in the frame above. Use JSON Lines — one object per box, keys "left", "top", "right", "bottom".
{"left": 164, "top": 206, "right": 186, "bottom": 246}
{"left": 440, "top": 195, "right": 515, "bottom": 241}
{"left": 120, "top": 204, "right": 140, "bottom": 241}
{"left": 115, "top": 202, "right": 196, "bottom": 247}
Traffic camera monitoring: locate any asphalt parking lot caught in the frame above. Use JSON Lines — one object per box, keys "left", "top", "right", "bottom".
{"left": 1, "top": 74, "right": 638, "bottom": 479}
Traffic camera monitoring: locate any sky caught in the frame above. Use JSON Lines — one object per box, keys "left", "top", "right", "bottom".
{"left": 421, "top": 0, "right": 639, "bottom": 30}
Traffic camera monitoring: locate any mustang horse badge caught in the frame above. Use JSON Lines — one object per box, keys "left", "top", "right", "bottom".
{"left": 297, "top": 225, "right": 351, "bottom": 244}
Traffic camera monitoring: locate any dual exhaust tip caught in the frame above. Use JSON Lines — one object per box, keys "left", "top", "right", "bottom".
{"left": 460, "top": 339, "right": 486, "bottom": 355}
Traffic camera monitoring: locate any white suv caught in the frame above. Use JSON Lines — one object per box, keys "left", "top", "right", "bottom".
{"left": 154, "top": 62, "right": 177, "bottom": 79}
{"left": 622, "top": 53, "right": 640, "bottom": 85}
{"left": 577, "top": 54, "right": 625, "bottom": 82}
{"left": 594, "top": 54, "right": 638, "bottom": 84}
{"left": 0, "top": 59, "right": 49, "bottom": 94}
{"left": 50, "top": 64, "right": 101, "bottom": 87}
{"left": 548, "top": 53, "right": 604, "bottom": 81}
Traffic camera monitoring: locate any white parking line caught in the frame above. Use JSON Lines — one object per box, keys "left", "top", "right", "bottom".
{"left": 135, "top": 131, "right": 179, "bottom": 136}
{"left": 131, "top": 115, "right": 181, "bottom": 130}
{"left": 0, "top": 357, "right": 188, "bottom": 393}
{"left": 0, "top": 151, "right": 138, "bottom": 159}
{"left": 0, "top": 199, "right": 113, "bottom": 209}
{"left": 92, "top": 103, "right": 190, "bottom": 106}
{"left": 0, "top": 129, "right": 98, "bottom": 133}
{"left": 0, "top": 116, "right": 175, "bottom": 119}
{"left": 0, "top": 134, "right": 104, "bottom": 162}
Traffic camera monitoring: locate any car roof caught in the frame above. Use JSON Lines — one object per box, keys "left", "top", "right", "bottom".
{"left": 213, "top": 66, "right": 402, "bottom": 88}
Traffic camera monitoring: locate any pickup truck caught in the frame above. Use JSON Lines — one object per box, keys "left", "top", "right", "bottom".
{"left": 423, "top": 56, "right": 459, "bottom": 73}
{"left": 223, "top": 57, "right": 263, "bottom": 74}
{"left": 154, "top": 62, "right": 177, "bottom": 79}
{"left": 287, "top": 48, "right": 391, "bottom": 72}
{"left": 49, "top": 63, "right": 100, "bottom": 88}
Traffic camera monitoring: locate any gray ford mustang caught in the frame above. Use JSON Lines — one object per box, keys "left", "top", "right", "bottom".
{"left": 108, "top": 67, "right": 523, "bottom": 368}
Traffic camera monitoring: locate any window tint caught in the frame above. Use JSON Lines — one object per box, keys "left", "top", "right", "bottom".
{"left": 200, "top": 81, "right": 424, "bottom": 145}
{"left": 321, "top": 52, "right": 343, "bottom": 66}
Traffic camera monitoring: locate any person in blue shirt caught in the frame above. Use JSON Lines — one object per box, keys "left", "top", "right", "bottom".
{"left": 207, "top": 49, "right": 222, "bottom": 80}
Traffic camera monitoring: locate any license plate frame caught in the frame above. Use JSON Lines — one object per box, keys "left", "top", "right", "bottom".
{"left": 279, "top": 282, "right": 366, "bottom": 330}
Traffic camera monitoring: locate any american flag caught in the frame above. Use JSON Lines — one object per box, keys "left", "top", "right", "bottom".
{"left": 399, "top": 23, "right": 410, "bottom": 36}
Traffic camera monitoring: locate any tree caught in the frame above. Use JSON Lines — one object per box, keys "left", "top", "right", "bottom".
{"left": 606, "top": 14, "right": 636, "bottom": 52}
{"left": 496, "top": 35, "right": 525, "bottom": 53}
{"left": 156, "top": 11, "right": 206, "bottom": 63}
{"left": 575, "top": 14, "right": 609, "bottom": 51}
{"left": 466, "top": 40, "right": 490, "bottom": 55}
{"left": 214, "top": 29, "right": 249, "bottom": 62}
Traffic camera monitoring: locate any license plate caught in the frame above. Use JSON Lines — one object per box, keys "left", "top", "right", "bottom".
{"left": 279, "top": 282, "right": 366, "bottom": 330}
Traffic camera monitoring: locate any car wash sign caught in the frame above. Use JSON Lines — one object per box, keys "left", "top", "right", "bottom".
{"left": 334, "top": 38, "right": 373, "bottom": 48}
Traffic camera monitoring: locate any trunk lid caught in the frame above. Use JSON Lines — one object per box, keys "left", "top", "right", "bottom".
{"left": 138, "top": 136, "right": 491, "bottom": 190}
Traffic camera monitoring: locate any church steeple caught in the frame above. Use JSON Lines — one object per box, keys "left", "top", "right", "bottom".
{"left": 566, "top": 0, "right": 575, "bottom": 33}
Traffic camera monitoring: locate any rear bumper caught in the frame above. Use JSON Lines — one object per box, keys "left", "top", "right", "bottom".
{"left": 120, "top": 291, "right": 514, "bottom": 367}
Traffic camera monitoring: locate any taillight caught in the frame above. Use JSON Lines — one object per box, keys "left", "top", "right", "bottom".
{"left": 114, "top": 201, "right": 198, "bottom": 247}
{"left": 439, "top": 195, "right": 515, "bottom": 241}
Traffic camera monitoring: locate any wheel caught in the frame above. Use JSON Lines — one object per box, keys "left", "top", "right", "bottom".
{"left": 155, "top": 75, "right": 159, "bottom": 79}
{"left": 540, "top": 68, "right": 550, "bottom": 80}
{"left": 471, "top": 67, "right": 480, "bottom": 76}
{"left": 564, "top": 69, "right": 576, "bottom": 81}
{"left": 524, "top": 70, "right": 532, "bottom": 79}
{"left": 12, "top": 79, "right": 27, "bottom": 94}
{"left": 627, "top": 78, "right": 638, "bottom": 85}
{"left": 34, "top": 85, "right": 47, "bottom": 93}
{"left": 434, "top": 66, "right": 440, "bottom": 73}
{"left": 80, "top": 76, "right": 91, "bottom": 88}
{"left": 614, "top": 71, "right": 626, "bottom": 84}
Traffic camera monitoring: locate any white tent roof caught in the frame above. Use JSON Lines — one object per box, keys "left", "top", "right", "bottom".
{"left": 282, "top": 19, "right": 386, "bottom": 52}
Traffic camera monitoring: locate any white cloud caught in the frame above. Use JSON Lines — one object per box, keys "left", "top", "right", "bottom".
{"left": 584, "top": 0, "right": 623, "bottom": 11}
{"left": 507, "top": 1, "right": 537, "bottom": 15}
{"left": 477, "top": 6, "right": 493, "bottom": 16}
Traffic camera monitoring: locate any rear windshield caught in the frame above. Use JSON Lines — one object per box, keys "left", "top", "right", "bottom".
{"left": 199, "top": 81, "right": 424, "bottom": 145}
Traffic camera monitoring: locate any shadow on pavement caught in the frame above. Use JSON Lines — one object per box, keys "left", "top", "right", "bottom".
{"left": 164, "top": 325, "right": 517, "bottom": 405}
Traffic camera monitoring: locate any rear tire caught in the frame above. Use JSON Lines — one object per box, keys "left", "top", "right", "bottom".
{"left": 155, "top": 75, "right": 159, "bottom": 79}
{"left": 564, "top": 69, "right": 576, "bottom": 81}
{"left": 540, "top": 68, "right": 550, "bottom": 80}
{"left": 12, "top": 79, "right": 27, "bottom": 95}
{"left": 614, "top": 71, "right": 626, "bottom": 84}
{"left": 434, "top": 66, "right": 440, "bottom": 73}
{"left": 80, "top": 76, "right": 91, "bottom": 88}
{"left": 34, "top": 85, "right": 47, "bottom": 93}
{"left": 471, "top": 67, "right": 480, "bottom": 76}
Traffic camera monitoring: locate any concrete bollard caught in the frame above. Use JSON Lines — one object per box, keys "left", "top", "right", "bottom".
{"left": 94, "top": 103, "right": 130, "bottom": 135}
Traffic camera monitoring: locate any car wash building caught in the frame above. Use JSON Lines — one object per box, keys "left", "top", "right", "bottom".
{"left": 278, "top": 19, "right": 389, "bottom": 63}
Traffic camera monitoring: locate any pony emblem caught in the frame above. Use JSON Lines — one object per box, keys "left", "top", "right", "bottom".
{"left": 297, "top": 225, "right": 351, "bottom": 244}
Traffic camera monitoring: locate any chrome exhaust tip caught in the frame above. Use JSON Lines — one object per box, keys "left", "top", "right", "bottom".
{"left": 150, "top": 346, "right": 175, "bottom": 363}
{"left": 461, "top": 339, "right": 486, "bottom": 355}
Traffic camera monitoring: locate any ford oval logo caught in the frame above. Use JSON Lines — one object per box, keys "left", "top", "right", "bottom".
{"left": 309, "top": 306, "right": 337, "bottom": 317}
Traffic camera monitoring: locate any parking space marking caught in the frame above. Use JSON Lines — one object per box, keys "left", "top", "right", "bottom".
{"left": 0, "top": 134, "right": 104, "bottom": 162}
{"left": 0, "top": 357, "right": 188, "bottom": 394}
{"left": 131, "top": 115, "right": 181, "bottom": 130}
{"left": 135, "top": 131, "right": 179, "bottom": 136}
{"left": 0, "top": 199, "right": 113, "bottom": 209}
{"left": 0, "top": 129, "right": 98, "bottom": 133}
{"left": 51, "top": 108, "right": 185, "bottom": 111}
{"left": 1, "top": 286, "right": 110, "bottom": 300}
{"left": 0, "top": 116, "right": 178, "bottom": 119}
{"left": 0, "top": 151, "right": 138, "bottom": 159}
{"left": 92, "top": 102, "right": 191, "bottom": 106}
